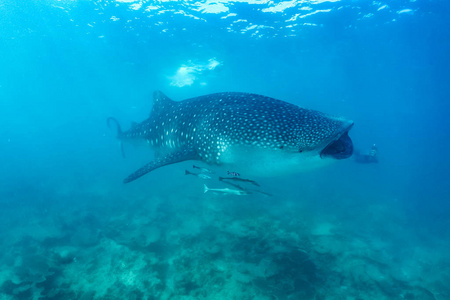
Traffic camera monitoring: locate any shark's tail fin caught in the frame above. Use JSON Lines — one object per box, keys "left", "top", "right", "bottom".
{"left": 107, "top": 117, "right": 125, "bottom": 158}
{"left": 185, "top": 170, "right": 192, "bottom": 176}
{"left": 204, "top": 184, "right": 209, "bottom": 193}
{"left": 107, "top": 117, "right": 123, "bottom": 137}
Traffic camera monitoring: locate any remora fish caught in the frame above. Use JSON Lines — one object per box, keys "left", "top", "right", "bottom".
{"left": 203, "top": 184, "right": 249, "bottom": 195}
{"left": 193, "top": 165, "right": 214, "bottom": 174}
{"left": 227, "top": 171, "right": 240, "bottom": 177}
{"left": 220, "top": 178, "right": 271, "bottom": 196}
{"left": 185, "top": 170, "right": 212, "bottom": 179}
{"left": 219, "top": 176, "right": 260, "bottom": 187}
{"left": 108, "top": 91, "right": 353, "bottom": 183}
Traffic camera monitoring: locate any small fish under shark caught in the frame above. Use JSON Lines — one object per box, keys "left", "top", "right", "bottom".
{"left": 108, "top": 91, "right": 353, "bottom": 183}
{"left": 219, "top": 176, "right": 260, "bottom": 187}
{"left": 204, "top": 184, "right": 249, "bottom": 196}
{"left": 192, "top": 164, "right": 214, "bottom": 174}
{"left": 185, "top": 169, "right": 212, "bottom": 179}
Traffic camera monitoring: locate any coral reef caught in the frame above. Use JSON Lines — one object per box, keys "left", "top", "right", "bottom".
{"left": 0, "top": 189, "right": 449, "bottom": 300}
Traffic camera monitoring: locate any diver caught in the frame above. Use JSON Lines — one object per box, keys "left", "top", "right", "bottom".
{"left": 354, "top": 144, "right": 378, "bottom": 164}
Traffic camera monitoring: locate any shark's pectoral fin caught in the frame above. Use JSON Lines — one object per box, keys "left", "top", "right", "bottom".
{"left": 123, "top": 148, "right": 198, "bottom": 183}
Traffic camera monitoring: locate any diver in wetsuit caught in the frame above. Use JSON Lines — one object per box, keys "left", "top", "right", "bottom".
{"left": 354, "top": 144, "right": 378, "bottom": 164}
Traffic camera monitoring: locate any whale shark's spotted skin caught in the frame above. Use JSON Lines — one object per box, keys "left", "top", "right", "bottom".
{"left": 109, "top": 91, "right": 353, "bottom": 183}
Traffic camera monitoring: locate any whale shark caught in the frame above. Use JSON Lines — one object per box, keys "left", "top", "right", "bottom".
{"left": 108, "top": 91, "right": 353, "bottom": 183}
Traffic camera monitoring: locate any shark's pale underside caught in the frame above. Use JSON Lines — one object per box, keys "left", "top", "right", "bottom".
{"left": 108, "top": 91, "right": 353, "bottom": 183}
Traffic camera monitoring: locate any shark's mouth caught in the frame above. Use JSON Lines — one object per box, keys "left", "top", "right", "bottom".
{"left": 320, "top": 131, "right": 353, "bottom": 159}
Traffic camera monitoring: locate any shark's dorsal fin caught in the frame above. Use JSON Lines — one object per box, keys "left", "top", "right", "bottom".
{"left": 151, "top": 91, "right": 175, "bottom": 116}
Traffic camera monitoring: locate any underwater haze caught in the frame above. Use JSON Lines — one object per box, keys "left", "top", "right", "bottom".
{"left": 1, "top": 0, "right": 450, "bottom": 299}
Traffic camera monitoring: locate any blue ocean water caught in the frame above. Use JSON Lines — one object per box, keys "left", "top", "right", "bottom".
{"left": 1, "top": 0, "right": 449, "bottom": 299}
